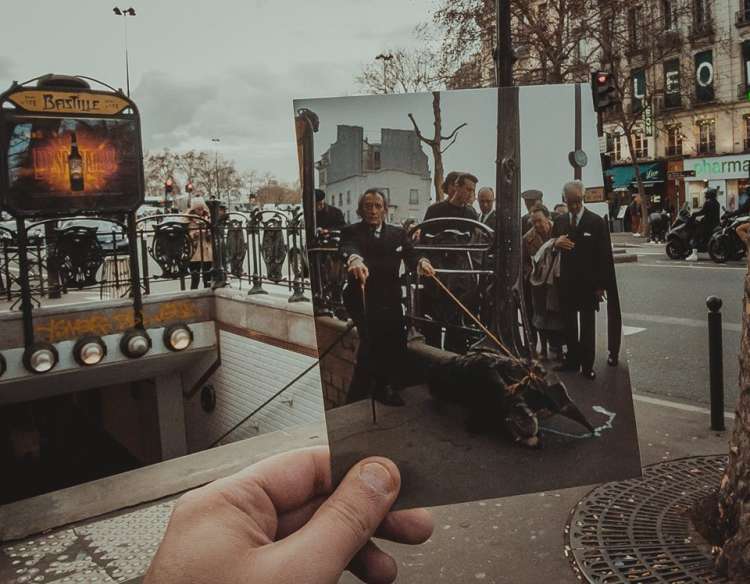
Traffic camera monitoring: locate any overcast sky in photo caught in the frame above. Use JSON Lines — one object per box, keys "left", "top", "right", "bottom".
{"left": 0, "top": 0, "right": 436, "bottom": 183}
{"left": 295, "top": 84, "right": 605, "bottom": 210}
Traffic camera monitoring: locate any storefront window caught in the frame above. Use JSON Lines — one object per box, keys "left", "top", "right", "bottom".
{"left": 745, "top": 116, "right": 750, "bottom": 151}
{"left": 666, "top": 126, "right": 683, "bottom": 156}
{"left": 697, "top": 120, "right": 716, "bottom": 154}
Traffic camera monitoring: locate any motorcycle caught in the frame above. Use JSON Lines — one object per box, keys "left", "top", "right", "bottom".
{"left": 665, "top": 206, "right": 716, "bottom": 260}
{"left": 707, "top": 213, "right": 750, "bottom": 263}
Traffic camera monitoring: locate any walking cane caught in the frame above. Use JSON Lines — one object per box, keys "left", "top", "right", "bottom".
{"left": 359, "top": 280, "right": 377, "bottom": 424}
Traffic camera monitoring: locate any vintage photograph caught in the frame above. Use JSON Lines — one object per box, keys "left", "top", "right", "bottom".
{"left": 295, "top": 84, "right": 641, "bottom": 509}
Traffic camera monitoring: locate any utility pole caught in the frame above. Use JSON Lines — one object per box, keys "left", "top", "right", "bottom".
{"left": 112, "top": 7, "right": 136, "bottom": 97}
{"left": 376, "top": 53, "right": 393, "bottom": 94}
{"left": 493, "top": 0, "right": 522, "bottom": 351}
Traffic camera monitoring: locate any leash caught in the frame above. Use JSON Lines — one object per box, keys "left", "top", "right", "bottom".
{"left": 428, "top": 272, "right": 542, "bottom": 389}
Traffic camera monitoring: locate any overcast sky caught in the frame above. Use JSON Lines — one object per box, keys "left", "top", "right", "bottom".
{"left": 0, "top": 0, "right": 435, "bottom": 183}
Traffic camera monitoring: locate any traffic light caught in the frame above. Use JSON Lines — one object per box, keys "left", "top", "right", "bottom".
{"left": 185, "top": 180, "right": 194, "bottom": 193}
{"left": 604, "top": 174, "right": 615, "bottom": 193}
{"left": 164, "top": 178, "right": 174, "bottom": 194}
{"left": 591, "top": 71, "right": 618, "bottom": 112}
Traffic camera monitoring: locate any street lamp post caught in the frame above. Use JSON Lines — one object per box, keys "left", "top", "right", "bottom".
{"left": 112, "top": 7, "right": 136, "bottom": 97}
{"left": 375, "top": 53, "right": 393, "bottom": 94}
{"left": 211, "top": 138, "right": 221, "bottom": 202}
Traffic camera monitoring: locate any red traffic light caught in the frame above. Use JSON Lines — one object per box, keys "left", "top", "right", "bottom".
{"left": 165, "top": 178, "right": 173, "bottom": 187}
{"left": 186, "top": 181, "right": 194, "bottom": 193}
{"left": 596, "top": 73, "right": 609, "bottom": 85}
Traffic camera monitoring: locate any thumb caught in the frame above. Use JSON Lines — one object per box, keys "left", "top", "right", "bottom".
{"left": 286, "top": 458, "right": 400, "bottom": 576}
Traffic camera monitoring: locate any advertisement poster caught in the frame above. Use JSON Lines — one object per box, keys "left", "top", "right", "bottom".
{"left": 3, "top": 116, "right": 141, "bottom": 215}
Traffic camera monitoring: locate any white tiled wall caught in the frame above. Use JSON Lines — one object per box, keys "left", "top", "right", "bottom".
{"left": 184, "top": 330, "right": 325, "bottom": 452}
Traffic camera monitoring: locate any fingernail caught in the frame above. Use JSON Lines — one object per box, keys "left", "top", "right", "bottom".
{"left": 359, "top": 462, "right": 394, "bottom": 496}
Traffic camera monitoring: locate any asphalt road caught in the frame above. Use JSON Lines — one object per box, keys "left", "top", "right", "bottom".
{"left": 615, "top": 242, "right": 746, "bottom": 410}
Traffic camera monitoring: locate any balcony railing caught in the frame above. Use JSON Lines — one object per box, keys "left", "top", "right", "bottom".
{"left": 737, "top": 9, "right": 750, "bottom": 27}
{"left": 739, "top": 83, "right": 750, "bottom": 101}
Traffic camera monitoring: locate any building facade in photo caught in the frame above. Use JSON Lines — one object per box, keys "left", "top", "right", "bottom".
{"left": 316, "top": 125, "right": 432, "bottom": 225}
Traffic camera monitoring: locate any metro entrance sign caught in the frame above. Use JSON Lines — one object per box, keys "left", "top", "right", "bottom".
{"left": 667, "top": 170, "right": 697, "bottom": 181}
{"left": 0, "top": 74, "right": 145, "bottom": 218}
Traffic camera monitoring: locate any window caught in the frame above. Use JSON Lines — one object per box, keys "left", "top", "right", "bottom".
{"left": 605, "top": 132, "right": 615, "bottom": 155}
{"left": 697, "top": 119, "right": 716, "bottom": 154}
{"left": 338, "top": 192, "right": 343, "bottom": 206}
{"left": 628, "top": 7, "right": 640, "bottom": 45}
{"left": 744, "top": 116, "right": 750, "bottom": 151}
{"left": 693, "top": 0, "right": 710, "bottom": 26}
{"left": 613, "top": 134, "right": 623, "bottom": 162}
{"left": 633, "top": 133, "right": 649, "bottom": 160}
{"left": 663, "top": 0, "right": 676, "bottom": 30}
{"left": 346, "top": 210, "right": 351, "bottom": 223}
{"left": 373, "top": 151, "right": 381, "bottom": 170}
{"left": 409, "top": 189, "right": 419, "bottom": 205}
{"left": 346, "top": 190, "right": 351, "bottom": 205}
{"left": 666, "top": 126, "right": 683, "bottom": 156}
{"left": 330, "top": 196, "right": 335, "bottom": 206}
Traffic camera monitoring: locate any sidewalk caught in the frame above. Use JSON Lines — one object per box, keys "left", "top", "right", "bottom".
{"left": 0, "top": 394, "right": 729, "bottom": 584}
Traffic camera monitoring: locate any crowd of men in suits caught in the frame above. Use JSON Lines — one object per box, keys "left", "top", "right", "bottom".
{"left": 313, "top": 174, "right": 611, "bottom": 407}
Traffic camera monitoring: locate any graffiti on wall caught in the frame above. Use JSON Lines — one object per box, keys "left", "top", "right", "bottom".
{"left": 33, "top": 300, "right": 208, "bottom": 343}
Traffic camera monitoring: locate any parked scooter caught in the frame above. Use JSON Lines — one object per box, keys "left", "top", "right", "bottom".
{"left": 665, "top": 205, "right": 709, "bottom": 260}
{"left": 708, "top": 213, "right": 750, "bottom": 263}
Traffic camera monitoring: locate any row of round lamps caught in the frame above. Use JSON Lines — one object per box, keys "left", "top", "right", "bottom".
{"left": 0, "top": 323, "right": 194, "bottom": 377}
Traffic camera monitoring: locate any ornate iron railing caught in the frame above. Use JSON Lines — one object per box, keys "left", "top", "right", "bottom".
{"left": 0, "top": 206, "right": 312, "bottom": 307}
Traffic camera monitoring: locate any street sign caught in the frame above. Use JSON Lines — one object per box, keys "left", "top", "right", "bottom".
{"left": 667, "top": 170, "right": 696, "bottom": 180}
{"left": 0, "top": 75, "right": 145, "bottom": 217}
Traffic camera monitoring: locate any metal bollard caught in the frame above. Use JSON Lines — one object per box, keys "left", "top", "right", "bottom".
{"left": 706, "top": 296, "right": 725, "bottom": 431}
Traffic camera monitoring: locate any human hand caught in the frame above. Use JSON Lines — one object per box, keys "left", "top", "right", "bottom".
{"left": 554, "top": 235, "right": 575, "bottom": 251}
{"left": 348, "top": 258, "right": 369, "bottom": 284}
{"left": 417, "top": 258, "right": 436, "bottom": 278}
{"left": 411, "top": 228, "right": 422, "bottom": 241}
{"left": 144, "top": 447, "right": 433, "bottom": 584}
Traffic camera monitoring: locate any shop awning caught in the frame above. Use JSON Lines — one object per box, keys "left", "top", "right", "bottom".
{"left": 605, "top": 162, "right": 665, "bottom": 189}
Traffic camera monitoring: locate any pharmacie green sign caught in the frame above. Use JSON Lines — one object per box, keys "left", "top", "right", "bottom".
{"left": 685, "top": 154, "right": 750, "bottom": 180}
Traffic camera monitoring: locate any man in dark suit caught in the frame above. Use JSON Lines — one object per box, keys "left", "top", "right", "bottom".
{"left": 552, "top": 180, "right": 610, "bottom": 380}
{"left": 477, "top": 187, "right": 496, "bottom": 226}
{"left": 315, "top": 188, "right": 346, "bottom": 230}
{"left": 342, "top": 188, "right": 435, "bottom": 406}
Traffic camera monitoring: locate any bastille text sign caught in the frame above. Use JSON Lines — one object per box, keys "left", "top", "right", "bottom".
{"left": 0, "top": 81, "right": 144, "bottom": 217}
{"left": 7, "top": 90, "right": 130, "bottom": 116}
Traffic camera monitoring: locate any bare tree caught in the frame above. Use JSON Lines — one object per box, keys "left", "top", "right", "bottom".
{"left": 143, "top": 149, "right": 180, "bottom": 198}
{"left": 408, "top": 92, "right": 467, "bottom": 201}
{"left": 432, "top": 0, "right": 597, "bottom": 88}
{"left": 356, "top": 46, "right": 445, "bottom": 94}
{"left": 689, "top": 240, "right": 750, "bottom": 580}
